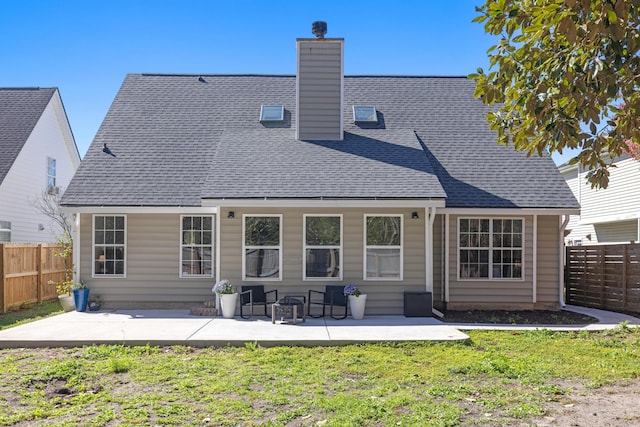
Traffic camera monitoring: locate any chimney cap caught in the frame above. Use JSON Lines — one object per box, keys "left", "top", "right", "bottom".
{"left": 311, "top": 21, "right": 327, "bottom": 38}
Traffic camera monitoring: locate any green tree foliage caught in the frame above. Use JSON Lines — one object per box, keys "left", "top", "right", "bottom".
{"left": 470, "top": 0, "right": 640, "bottom": 188}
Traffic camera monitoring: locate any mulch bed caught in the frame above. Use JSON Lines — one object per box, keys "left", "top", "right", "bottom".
{"left": 439, "top": 309, "right": 599, "bottom": 325}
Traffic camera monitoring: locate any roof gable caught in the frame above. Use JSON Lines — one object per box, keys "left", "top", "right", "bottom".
{"left": 0, "top": 88, "right": 56, "bottom": 185}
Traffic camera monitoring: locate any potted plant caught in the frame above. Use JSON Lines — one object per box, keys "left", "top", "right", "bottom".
{"left": 344, "top": 284, "right": 367, "bottom": 320}
{"left": 72, "top": 281, "right": 90, "bottom": 312}
{"left": 48, "top": 238, "right": 75, "bottom": 312}
{"left": 50, "top": 277, "right": 75, "bottom": 312}
{"left": 88, "top": 294, "right": 102, "bottom": 311}
{"left": 213, "top": 279, "right": 237, "bottom": 319}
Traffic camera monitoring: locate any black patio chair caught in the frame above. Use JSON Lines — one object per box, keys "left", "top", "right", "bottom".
{"left": 308, "top": 285, "right": 348, "bottom": 319}
{"left": 239, "top": 285, "right": 278, "bottom": 319}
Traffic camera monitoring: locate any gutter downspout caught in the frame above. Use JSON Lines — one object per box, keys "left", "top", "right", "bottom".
{"left": 559, "top": 215, "right": 570, "bottom": 308}
{"left": 532, "top": 215, "right": 537, "bottom": 304}
{"left": 72, "top": 213, "right": 80, "bottom": 285}
{"left": 425, "top": 207, "right": 436, "bottom": 294}
{"left": 444, "top": 214, "right": 450, "bottom": 304}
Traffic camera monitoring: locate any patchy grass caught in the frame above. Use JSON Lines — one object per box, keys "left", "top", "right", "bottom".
{"left": 0, "top": 301, "right": 62, "bottom": 330}
{"left": 0, "top": 327, "right": 639, "bottom": 426}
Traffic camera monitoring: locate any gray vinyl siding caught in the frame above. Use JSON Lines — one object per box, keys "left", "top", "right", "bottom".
{"left": 80, "top": 208, "right": 428, "bottom": 313}
{"left": 432, "top": 214, "right": 444, "bottom": 309}
{"left": 296, "top": 39, "right": 343, "bottom": 140}
{"left": 79, "top": 213, "right": 216, "bottom": 305}
{"left": 535, "top": 215, "right": 561, "bottom": 306}
{"left": 221, "top": 207, "right": 426, "bottom": 315}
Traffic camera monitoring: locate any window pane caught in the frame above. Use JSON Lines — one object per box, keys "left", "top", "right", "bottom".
{"left": 95, "top": 216, "right": 104, "bottom": 229}
{"left": 306, "top": 216, "right": 340, "bottom": 246}
{"left": 105, "top": 216, "right": 115, "bottom": 229}
{"left": 203, "top": 216, "right": 212, "bottom": 230}
{"left": 366, "top": 248, "right": 400, "bottom": 278}
{"left": 306, "top": 248, "right": 340, "bottom": 277}
{"left": 513, "top": 220, "right": 522, "bottom": 233}
{"left": 460, "top": 219, "right": 469, "bottom": 232}
{"left": 366, "top": 217, "right": 401, "bottom": 246}
{"left": 245, "top": 249, "right": 279, "bottom": 278}
{"left": 245, "top": 217, "right": 280, "bottom": 246}
{"left": 115, "top": 231, "right": 125, "bottom": 244}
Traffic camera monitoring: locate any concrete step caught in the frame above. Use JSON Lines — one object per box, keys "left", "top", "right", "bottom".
{"left": 190, "top": 300, "right": 217, "bottom": 316}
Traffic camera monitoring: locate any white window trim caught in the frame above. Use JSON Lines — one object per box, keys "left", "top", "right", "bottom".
{"left": 242, "top": 214, "right": 283, "bottom": 281}
{"left": 363, "top": 214, "right": 403, "bottom": 281}
{"left": 179, "top": 215, "right": 214, "bottom": 279}
{"left": 92, "top": 214, "right": 127, "bottom": 278}
{"left": 303, "top": 214, "right": 343, "bottom": 281}
{"left": 457, "top": 217, "right": 525, "bottom": 281}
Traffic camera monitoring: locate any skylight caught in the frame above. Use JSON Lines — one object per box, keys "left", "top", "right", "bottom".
{"left": 353, "top": 105, "right": 377, "bottom": 123}
{"left": 260, "top": 105, "right": 284, "bottom": 122}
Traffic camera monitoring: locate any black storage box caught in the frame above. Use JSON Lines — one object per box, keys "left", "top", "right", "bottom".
{"left": 403, "top": 291, "right": 432, "bottom": 317}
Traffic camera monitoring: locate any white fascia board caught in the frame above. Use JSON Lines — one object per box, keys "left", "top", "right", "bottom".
{"left": 439, "top": 207, "right": 580, "bottom": 216}
{"left": 579, "top": 212, "right": 640, "bottom": 225}
{"left": 201, "top": 199, "right": 446, "bottom": 209}
{"left": 61, "top": 206, "right": 218, "bottom": 214}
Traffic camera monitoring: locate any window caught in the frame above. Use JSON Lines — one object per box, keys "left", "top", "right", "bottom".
{"left": 304, "top": 215, "right": 342, "bottom": 280}
{"left": 353, "top": 105, "right": 378, "bottom": 123}
{"left": 260, "top": 105, "right": 284, "bottom": 122}
{"left": 364, "top": 215, "right": 402, "bottom": 280}
{"left": 47, "top": 157, "right": 56, "bottom": 188}
{"left": 459, "top": 218, "right": 523, "bottom": 280}
{"left": 180, "top": 216, "right": 214, "bottom": 277}
{"left": 244, "top": 215, "right": 281, "bottom": 280}
{"left": 0, "top": 221, "right": 10, "bottom": 242}
{"left": 93, "top": 215, "right": 126, "bottom": 276}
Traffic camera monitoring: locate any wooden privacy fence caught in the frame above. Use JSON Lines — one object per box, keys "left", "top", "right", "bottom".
{"left": 0, "top": 243, "right": 69, "bottom": 313}
{"left": 566, "top": 243, "right": 640, "bottom": 313}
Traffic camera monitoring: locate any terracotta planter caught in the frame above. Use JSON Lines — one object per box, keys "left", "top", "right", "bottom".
{"left": 219, "top": 293, "right": 238, "bottom": 319}
{"left": 348, "top": 294, "right": 367, "bottom": 320}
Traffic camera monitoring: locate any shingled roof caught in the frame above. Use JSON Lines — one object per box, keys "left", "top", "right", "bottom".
{"left": 61, "top": 74, "right": 579, "bottom": 209}
{"left": 0, "top": 87, "right": 56, "bottom": 185}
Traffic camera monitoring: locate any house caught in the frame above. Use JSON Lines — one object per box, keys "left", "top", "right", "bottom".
{"left": 0, "top": 87, "right": 80, "bottom": 242}
{"left": 560, "top": 155, "right": 640, "bottom": 246}
{"left": 60, "top": 24, "right": 579, "bottom": 314}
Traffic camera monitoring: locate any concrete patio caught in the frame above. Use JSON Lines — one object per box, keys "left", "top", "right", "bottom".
{"left": 0, "top": 305, "right": 637, "bottom": 348}
{"left": 0, "top": 311, "right": 469, "bottom": 348}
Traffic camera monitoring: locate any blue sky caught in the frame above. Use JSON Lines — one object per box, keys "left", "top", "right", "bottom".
{"left": 1, "top": 0, "right": 575, "bottom": 164}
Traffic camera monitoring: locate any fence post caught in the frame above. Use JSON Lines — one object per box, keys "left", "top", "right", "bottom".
{"left": 37, "top": 244, "right": 43, "bottom": 304}
{"left": 0, "top": 244, "right": 5, "bottom": 314}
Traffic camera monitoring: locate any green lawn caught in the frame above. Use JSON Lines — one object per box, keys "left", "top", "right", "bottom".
{"left": 0, "top": 300, "right": 62, "bottom": 330}
{"left": 0, "top": 325, "right": 638, "bottom": 426}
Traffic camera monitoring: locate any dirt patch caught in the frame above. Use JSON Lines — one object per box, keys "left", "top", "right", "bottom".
{"left": 529, "top": 383, "right": 640, "bottom": 426}
{"left": 440, "top": 310, "right": 598, "bottom": 325}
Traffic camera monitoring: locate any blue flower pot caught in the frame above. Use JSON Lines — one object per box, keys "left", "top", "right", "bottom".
{"left": 73, "top": 289, "right": 90, "bottom": 312}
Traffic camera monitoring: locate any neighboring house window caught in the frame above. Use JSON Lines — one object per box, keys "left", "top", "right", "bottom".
{"left": 304, "top": 215, "right": 342, "bottom": 280}
{"left": 180, "top": 216, "right": 214, "bottom": 277}
{"left": 459, "top": 218, "right": 523, "bottom": 280}
{"left": 244, "top": 215, "right": 281, "bottom": 280}
{"left": 47, "top": 157, "right": 56, "bottom": 188}
{"left": 364, "top": 215, "right": 403, "bottom": 280}
{"left": 0, "top": 221, "right": 10, "bottom": 242}
{"left": 93, "top": 215, "right": 126, "bottom": 276}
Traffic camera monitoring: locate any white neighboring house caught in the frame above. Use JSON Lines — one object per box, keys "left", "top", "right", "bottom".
{"left": 0, "top": 87, "right": 80, "bottom": 242}
{"left": 560, "top": 155, "right": 640, "bottom": 246}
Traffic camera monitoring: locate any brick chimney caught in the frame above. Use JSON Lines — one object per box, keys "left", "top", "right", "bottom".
{"left": 296, "top": 21, "right": 344, "bottom": 141}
